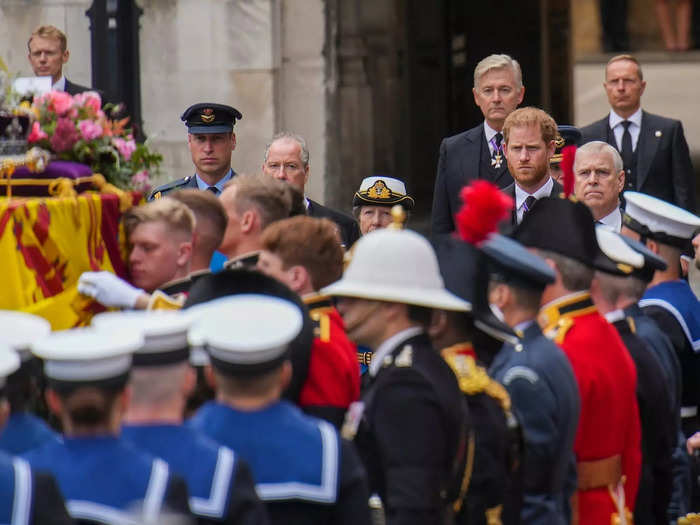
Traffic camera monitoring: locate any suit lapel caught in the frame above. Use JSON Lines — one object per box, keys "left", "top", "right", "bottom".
{"left": 504, "top": 183, "right": 517, "bottom": 225}
{"left": 459, "top": 124, "right": 484, "bottom": 184}
{"left": 635, "top": 112, "right": 659, "bottom": 190}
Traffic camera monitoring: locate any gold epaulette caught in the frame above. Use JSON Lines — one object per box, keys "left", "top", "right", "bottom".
{"left": 443, "top": 350, "right": 511, "bottom": 413}
{"left": 309, "top": 309, "right": 331, "bottom": 342}
{"left": 147, "top": 290, "right": 185, "bottom": 310}
{"left": 679, "top": 513, "right": 700, "bottom": 524}
{"left": 543, "top": 317, "right": 575, "bottom": 345}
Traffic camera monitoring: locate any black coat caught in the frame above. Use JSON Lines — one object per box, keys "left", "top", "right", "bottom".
{"left": 580, "top": 111, "right": 696, "bottom": 212}
{"left": 307, "top": 199, "right": 359, "bottom": 248}
{"left": 611, "top": 315, "right": 674, "bottom": 525}
{"left": 356, "top": 332, "right": 470, "bottom": 525}
{"left": 64, "top": 78, "right": 92, "bottom": 96}
{"left": 432, "top": 123, "right": 514, "bottom": 235}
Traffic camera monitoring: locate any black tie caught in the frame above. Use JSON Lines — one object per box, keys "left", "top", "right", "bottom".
{"left": 620, "top": 121, "right": 634, "bottom": 189}
{"left": 523, "top": 195, "right": 537, "bottom": 213}
{"left": 207, "top": 186, "right": 219, "bottom": 195}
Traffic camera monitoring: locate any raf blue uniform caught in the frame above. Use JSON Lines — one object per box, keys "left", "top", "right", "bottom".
{"left": 189, "top": 400, "right": 370, "bottom": 525}
{"left": 0, "top": 411, "right": 59, "bottom": 455}
{"left": 122, "top": 423, "right": 267, "bottom": 524}
{"left": 490, "top": 321, "right": 580, "bottom": 524}
{"left": 0, "top": 451, "right": 72, "bottom": 525}
{"left": 23, "top": 436, "right": 190, "bottom": 523}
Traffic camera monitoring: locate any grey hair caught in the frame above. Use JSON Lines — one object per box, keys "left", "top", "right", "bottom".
{"left": 575, "top": 141, "right": 624, "bottom": 173}
{"left": 473, "top": 54, "right": 523, "bottom": 90}
{"left": 264, "top": 132, "right": 309, "bottom": 167}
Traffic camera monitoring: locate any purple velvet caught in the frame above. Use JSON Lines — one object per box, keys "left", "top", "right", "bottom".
{"left": 4, "top": 161, "right": 94, "bottom": 197}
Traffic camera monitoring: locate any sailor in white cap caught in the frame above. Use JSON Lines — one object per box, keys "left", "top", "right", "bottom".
{"left": 621, "top": 191, "right": 700, "bottom": 438}
{"left": 352, "top": 176, "right": 415, "bottom": 236}
{"left": 187, "top": 295, "right": 371, "bottom": 525}
{"left": 22, "top": 328, "right": 192, "bottom": 524}
{"left": 91, "top": 311, "right": 268, "bottom": 525}
{"left": 0, "top": 347, "right": 73, "bottom": 525}
{"left": 320, "top": 227, "right": 471, "bottom": 525}
{"left": 592, "top": 226, "right": 677, "bottom": 521}
{"left": 0, "top": 311, "right": 59, "bottom": 455}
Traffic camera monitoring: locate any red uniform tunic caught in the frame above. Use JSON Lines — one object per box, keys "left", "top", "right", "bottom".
{"left": 539, "top": 292, "right": 641, "bottom": 525}
{"left": 300, "top": 295, "right": 360, "bottom": 426}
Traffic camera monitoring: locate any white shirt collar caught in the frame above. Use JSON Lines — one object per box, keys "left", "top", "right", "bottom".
{"left": 515, "top": 176, "right": 554, "bottom": 211}
{"left": 483, "top": 120, "right": 501, "bottom": 143}
{"left": 369, "top": 326, "right": 424, "bottom": 377}
{"left": 514, "top": 319, "right": 535, "bottom": 333}
{"left": 598, "top": 206, "right": 622, "bottom": 232}
{"left": 304, "top": 197, "right": 310, "bottom": 210}
{"left": 195, "top": 169, "right": 233, "bottom": 193}
{"left": 609, "top": 107, "right": 642, "bottom": 130}
{"left": 604, "top": 309, "right": 625, "bottom": 323}
{"left": 53, "top": 75, "right": 66, "bottom": 92}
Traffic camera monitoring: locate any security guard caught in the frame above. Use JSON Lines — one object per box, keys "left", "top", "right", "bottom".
{"left": 593, "top": 226, "right": 675, "bottom": 524}
{"left": 0, "top": 311, "right": 58, "bottom": 455}
{"left": 480, "top": 234, "right": 580, "bottom": 525}
{"left": 149, "top": 103, "right": 242, "bottom": 200}
{"left": 188, "top": 295, "right": 371, "bottom": 525}
{"left": 92, "top": 310, "right": 269, "bottom": 525}
{"left": 23, "top": 327, "right": 192, "bottom": 523}
{"left": 432, "top": 234, "right": 523, "bottom": 524}
{"left": 514, "top": 196, "right": 641, "bottom": 524}
{"left": 322, "top": 227, "right": 471, "bottom": 525}
{"left": 621, "top": 191, "right": 700, "bottom": 437}
{"left": 0, "top": 347, "right": 73, "bottom": 525}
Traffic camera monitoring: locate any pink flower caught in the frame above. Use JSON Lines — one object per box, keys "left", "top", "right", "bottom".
{"left": 47, "top": 90, "right": 74, "bottom": 116}
{"left": 50, "top": 117, "right": 80, "bottom": 152}
{"left": 27, "top": 121, "right": 48, "bottom": 143}
{"left": 73, "top": 91, "right": 102, "bottom": 114}
{"left": 112, "top": 137, "right": 136, "bottom": 161}
{"left": 130, "top": 170, "right": 151, "bottom": 192}
{"left": 78, "top": 119, "right": 103, "bottom": 141}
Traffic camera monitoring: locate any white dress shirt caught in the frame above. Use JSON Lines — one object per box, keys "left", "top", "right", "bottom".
{"left": 598, "top": 206, "right": 622, "bottom": 232}
{"left": 515, "top": 177, "right": 554, "bottom": 223}
{"left": 609, "top": 107, "right": 642, "bottom": 152}
{"left": 52, "top": 75, "right": 66, "bottom": 92}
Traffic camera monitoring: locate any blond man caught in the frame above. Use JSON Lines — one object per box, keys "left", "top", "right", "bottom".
{"left": 27, "top": 25, "right": 92, "bottom": 94}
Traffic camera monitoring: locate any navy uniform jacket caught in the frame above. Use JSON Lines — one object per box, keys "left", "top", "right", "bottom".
{"left": 189, "top": 400, "right": 371, "bottom": 525}
{"left": 23, "top": 436, "right": 191, "bottom": 523}
{"left": 489, "top": 322, "right": 580, "bottom": 525}
{"left": 122, "top": 424, "right": 268, "bottom": 524}
{"left": 0, "top": 451, "right": 72, "bottom": 525}
{"left": 624, "top": 302, "right": 689, "bottom": 520}
{"left": 580, "top": 111, "right": 696, "bottom": 212}
{"left": 354, "top": 332, "right": 469, "bottom": 525}
{"left": 148, "top": 171, "right": 238, "bottom": 201}
{"left": 610, "top": 314, "right": 674, "bottom": 525}
{"left": 0, "top": 411, "right": 59, "bottom": 455}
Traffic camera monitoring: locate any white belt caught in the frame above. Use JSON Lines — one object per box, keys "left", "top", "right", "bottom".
{"left": 681, "top": 406, "right": 698, "bottom": 418}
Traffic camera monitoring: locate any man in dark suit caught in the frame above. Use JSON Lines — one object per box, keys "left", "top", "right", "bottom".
{"left": 580, "top": 54, "right": 696, "bottom": 212}
{"left": 574, "top": 141, "right": 625, "bottom": 231}
{"left": 263, "top": 132, "right": 359, "bottom": 247}
{"left": 27, "top": 25, "right": 94, "bottom": 95}
{"left": 432, "top": 54, "right": 525, "bottom": 234}
{"left": 501, "top": 107, "right": 563, "bottom": 228}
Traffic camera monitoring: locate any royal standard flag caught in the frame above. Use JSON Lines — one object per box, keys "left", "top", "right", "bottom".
{"left": 0, "top": 193, "right": 136, "bottom": 329}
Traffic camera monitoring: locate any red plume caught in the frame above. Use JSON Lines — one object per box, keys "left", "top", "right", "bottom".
{"left": 561, "top": 145, "right": 576, "bottom": 197}
{"left": 455, "top": 180, "right": 514, "bottom": 245}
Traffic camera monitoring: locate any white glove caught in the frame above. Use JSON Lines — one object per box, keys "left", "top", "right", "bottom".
{"left": 78, "top": 271, "right": 145, "bottom": 309}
